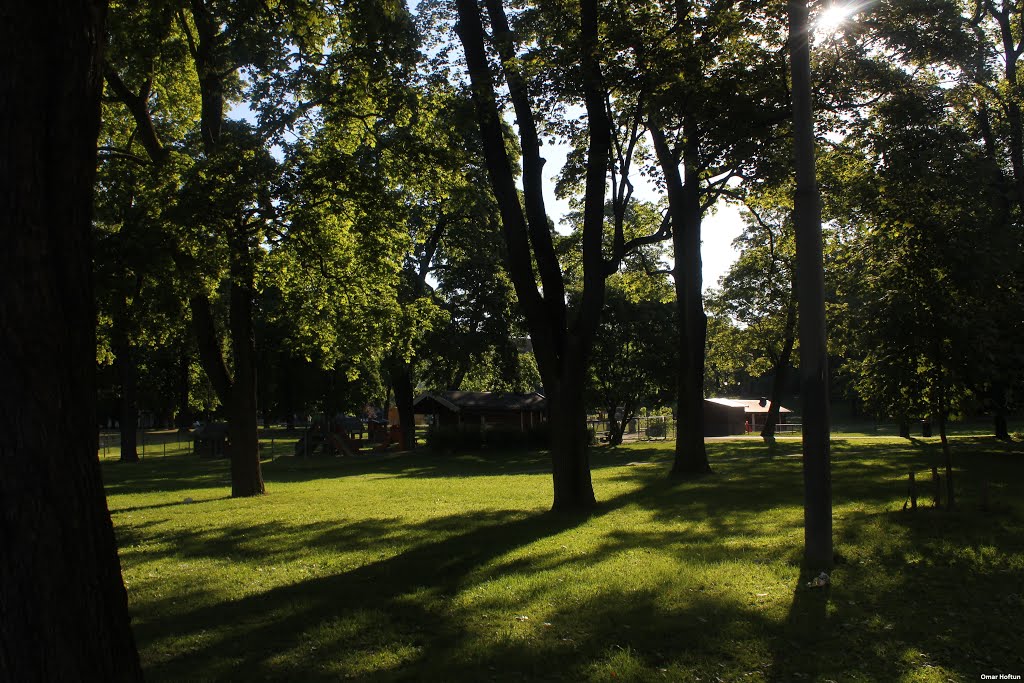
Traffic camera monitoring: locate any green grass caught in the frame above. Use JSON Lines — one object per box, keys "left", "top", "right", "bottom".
{"left": 102, "top": 436, "right": 1024, "bottom": 681}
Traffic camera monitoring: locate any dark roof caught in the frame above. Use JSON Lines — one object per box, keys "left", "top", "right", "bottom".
{"left": 413, "top": 391, "right": 547, "bottom": 413}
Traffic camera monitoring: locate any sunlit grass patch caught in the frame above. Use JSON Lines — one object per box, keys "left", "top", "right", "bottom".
{"left": 104, "top": 435, "right": 1024, "bottom": 681}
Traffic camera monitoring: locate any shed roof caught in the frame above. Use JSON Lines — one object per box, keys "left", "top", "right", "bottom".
{"left": 705, "top": 398, "right": 791, "bottom": 414}
{"left": 413, "top": 391, "right": 547, "bottom": 413}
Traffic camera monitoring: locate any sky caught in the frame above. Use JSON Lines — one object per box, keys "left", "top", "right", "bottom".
{"left": 536, "top": 141, "right": 744, "bottom": 293}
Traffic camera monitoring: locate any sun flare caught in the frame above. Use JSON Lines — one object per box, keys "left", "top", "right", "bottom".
{"left": 815, "top": 3, "right": 856, "bottom": 35}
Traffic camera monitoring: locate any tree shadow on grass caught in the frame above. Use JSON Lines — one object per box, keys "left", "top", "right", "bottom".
{"left": 115, "top": 437, "right": 1024, "bottom": 680}
{"left": 131, "top": 481, "right": 797, "bottom": 682}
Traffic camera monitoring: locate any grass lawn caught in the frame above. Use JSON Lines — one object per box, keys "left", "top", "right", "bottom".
{"left": 103, "top": 436, "right": 1024, "bottom": 682}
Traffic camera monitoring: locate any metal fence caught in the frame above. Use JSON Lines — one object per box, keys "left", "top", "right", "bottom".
{"left": 97, "top": 429, "right": 300, "bottom": 461}
{"left": 588, "top": 416, "right": 677, "bottom": 443}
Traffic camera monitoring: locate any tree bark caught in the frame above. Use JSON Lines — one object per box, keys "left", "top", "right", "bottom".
{"left": 390, "top": 359, "right": 417, "bottom": 450}
{"left": 455, "top": 0, "right": 606, "bottom": 510}
{"left": 115, "top": 337, "right": 140, "bottom": 463}
{"left": 789, "top": 0, "right": 833, "bottom": 570}
{"left": 548, "top": 370, "right": 596, "bottom": 510}
{"left": 761, "top": 297, "right": 797, "bottom": 443}
{"left": 0, "top": 0, "right": 144, "bottom": 677}
{"left": 176, "top": 346, "right": 192, "bottom": 430}
{"left": 649, "top": 122, "right": 712, "bottom": 476}
{"left": 227, "top": 232, "right": 264, "bottom": 496}
{"left": 111, "top": 298, "right": 140, "bottom": 462}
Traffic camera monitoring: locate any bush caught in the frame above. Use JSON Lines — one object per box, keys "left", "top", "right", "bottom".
{"left": 646, "top": 422, "right": 667, "bottom": 438}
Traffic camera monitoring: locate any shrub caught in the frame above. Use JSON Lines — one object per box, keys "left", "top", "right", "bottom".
{"left": 646, "top": 422, "right": 667, "bottom": 438}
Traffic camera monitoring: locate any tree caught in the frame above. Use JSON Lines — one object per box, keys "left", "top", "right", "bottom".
{"left": 0, "top": 0, "right": 143, "bottom": 676}
{"left": 709, "top": 194, "right": 798, "bottom": 444}
{"left": 789, "top": 0, "right": 832, "bottom": 569}
{"left": 602, "top": 0, "right": 791, "bottom": 476}
{"left": 832, "top": 75, "right": 1010, "bottom": 508}
{"left": 588, "top": 283, "right": 676, "bottom": 446}
{"left": 104, "top": 0, "right": 420, "bottom": 493}
{"left": 453, "top": 0, "right": 614, "bottom": 509}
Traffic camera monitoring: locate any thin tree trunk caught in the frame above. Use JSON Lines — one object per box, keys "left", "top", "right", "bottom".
{"left": 650, "top": 122, "right": 711, "bottom": 476}
{"left": 935, "top": 363, "right": 955, "bottom": 508}
{"left": 116, "top": 344, "right": 140, "bottom": 463}
{"left": 391, "top": 360, "right": 417, "bottom": 450}
{"left": 607, "top": 405, "right": 624, "bottom": 446}
{"left": 0, "top": 0, "right": 144, "bottom": 676}
{"left": 227, "top": 239, "right": 264, "bottom": 497}
{"left": 789, "top": 0, "right": 832, "bottom": 570}
{"left": 177, "top": 346, "right": 191, "bottom": 430}
{"left": 112, "top": 311, "right": 140, "bottom": 462}
{"left": 761, "top": 299, "right": 797, "bottom": 442}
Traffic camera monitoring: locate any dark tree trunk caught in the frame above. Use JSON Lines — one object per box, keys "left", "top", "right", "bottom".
{"left": 934, "top": 363, "right": 955, "bottom": 508}
{"left": 227, "top": 238, "right": 264, "bottom": 497}
{"left": 116, "top": 345, "right": 140, "bottom": 463}
{"left": 650, "top": 122, "right": 711, "bottom": 477}
{"left": 391, "top": 359, "right": 417, "bottom": 450}
{"left": 992, "top": 383, "right": 1010, "bottom": 440}
{"left": 455, "top": 0, "right": 607, "bottom": 510}
{"left": 994, "top": 413, "right": 1010, "bottom": 440}
{"left": 176, "top": 347, "right": 191, "bottom": 430}
{"left": 761, "top": 299, "right": 797, "bottom": 443}
{"left": 112, "top": 312, "right": 140, "bottom": 462}
{"left": 607, "top": 405, "right": 625, "bottom": 446}
{"left": 789, "top": 0, "right": 832, "bottom": 570}
{"left": 0, "top": 0, "right": 144, "bottom": 677}
{"left": 548, "top": 375, "right": 596, "bottom": 511}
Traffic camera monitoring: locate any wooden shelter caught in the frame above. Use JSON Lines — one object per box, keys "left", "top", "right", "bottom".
{"left": 413, "top": 391, "right": 547, "bottom": 432}
{"left": 704, "top": 398, "right": 793, "bottom": 435}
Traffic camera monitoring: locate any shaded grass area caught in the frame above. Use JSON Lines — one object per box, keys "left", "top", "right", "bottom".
{"left": 103, "top": 436, "right": 1024, "bottom": 681}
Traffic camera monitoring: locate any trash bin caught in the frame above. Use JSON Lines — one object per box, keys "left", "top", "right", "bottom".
{"left": 921, "top": 420, "right": 932, "bottom": 438}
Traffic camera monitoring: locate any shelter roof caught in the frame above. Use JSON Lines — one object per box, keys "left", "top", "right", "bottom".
{"left": 705, "top": 398, "right": 792, "bottom": 414}
{"left": 413, "top": 391, "right": 547, "bottom": 413}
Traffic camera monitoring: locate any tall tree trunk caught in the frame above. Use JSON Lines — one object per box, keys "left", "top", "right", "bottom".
{"left": 116, "top": 341, "right": 140, "bottom": 463}
{"left": 390, "top": 358, "right": 417, "bottom": 450}
{"left": 548, "top": 365, "right": 596, "bottom": 510}
{"left": 455, "top": 0, "right": 606, "bottom": 510}
{"left": 177, "top": 346, "right": 192, "bottom": 430}
{"left": 789, "top": 0, "right": 832, "bottom": 570}
{"left": 934, "top": 358, "right": 955, "bottom": 508}
{"left": 0, "top": 0, "right": 144, "bottom": 677}
{"left": 650, "top": 122, "right": 711, "bottom": 476}
{"left": 112, "top": 304, "right": 140, "bottom": 462}
{"left": 761, "top": 298, "right": 797, "bottom": 443}
{"left": 607, "top": 404, "right": 624, "bottom": 446}
{"left": 227, "top": 237, "right": 264, "bottom": 497}
{"left": 991, "top": 383, "right": 1010, "bottom": 440}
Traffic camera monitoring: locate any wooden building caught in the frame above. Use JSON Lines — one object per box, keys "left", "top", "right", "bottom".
{"left": 413, "top": 391, "right": 547, "bottom": 432}
{"left": 704, "top": 398, "right": 792, "bottom": 435}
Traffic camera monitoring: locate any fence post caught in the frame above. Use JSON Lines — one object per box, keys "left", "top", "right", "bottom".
{"left": 931, "top": 466, "right": 941, "bottom": 508}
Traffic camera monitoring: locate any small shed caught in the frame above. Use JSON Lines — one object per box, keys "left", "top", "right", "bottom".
{"left": 413, "top": 391, "right": 547, "bottom": 432}
{"left": 703, "top": 399, "right": 748, "bottom": 436}
{"left": 704, "top": 398, "right": 793, "bottom": 435}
